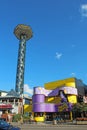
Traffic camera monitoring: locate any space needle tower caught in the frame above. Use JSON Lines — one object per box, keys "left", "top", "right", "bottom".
{"left": 14, "top": 24, "right": 33, "bottom": 95}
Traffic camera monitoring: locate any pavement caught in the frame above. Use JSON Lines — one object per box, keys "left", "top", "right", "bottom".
{"left": 11, "top": 121, "right": 87, "bottom": 130}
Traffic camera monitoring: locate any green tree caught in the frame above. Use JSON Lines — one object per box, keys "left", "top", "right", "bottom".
{"left": 72, "top": 103, "right": 87, "bottom": 118}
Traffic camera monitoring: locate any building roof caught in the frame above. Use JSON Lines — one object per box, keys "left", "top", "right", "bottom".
{"left": 0, "top": 89, "right": 21, "bottom": 99}
{"left": 0, "top": 90, "right": 8, "bottom": 93}
{"left": 6, "top": 89, "right": 20, "bottom": 97}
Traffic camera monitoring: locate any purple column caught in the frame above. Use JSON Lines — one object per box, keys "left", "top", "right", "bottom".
{"left": 32, "top": 94, "right": 45, "bottom": 103}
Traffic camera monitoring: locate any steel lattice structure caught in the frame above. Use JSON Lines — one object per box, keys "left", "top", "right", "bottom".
{"left": 14, "top": 24, "right": 33, "bottom": 95}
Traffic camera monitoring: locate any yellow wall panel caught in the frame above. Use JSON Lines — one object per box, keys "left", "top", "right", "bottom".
{"left": 67, "top": 95, "right": 77, "bottom": 103}
{"left": 47, "top": 97, "right": 54, "bottom": 102}
{"left": 44, "top": 77, "right": 75, "bottom": 90}
{"left": 24, "top": 105, "right": 32, "bottom": 113}
{"left": 65, "top": 82, "right": 75, "bottom": 87}
{"left": 45, "top": 96, "right": 61, "bottom": 104}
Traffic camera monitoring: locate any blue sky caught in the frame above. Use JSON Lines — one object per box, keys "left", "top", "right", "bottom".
{"left": 0, "top": 0, "right": 87, "bottom": 96}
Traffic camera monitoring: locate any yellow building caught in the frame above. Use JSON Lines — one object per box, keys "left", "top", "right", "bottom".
{"left": 23, "top": 94, "right": 32, "bottom": 115}
{"left": 32, "top": 77, "right": 86, "bottom": 122}
{"left": 44, "top": 77, "right": 77, "bottom": 104}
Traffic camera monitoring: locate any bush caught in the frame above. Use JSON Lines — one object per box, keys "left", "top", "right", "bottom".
{"left": 12, "top": 114, "right": 22, "bottom": 122}
{"left": 12, "top": 113, "right": 30, "bottom": 123}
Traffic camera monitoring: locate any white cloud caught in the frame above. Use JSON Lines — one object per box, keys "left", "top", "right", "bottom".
{"left": 71, "top": 72, "right": 76, "bottom": 77}
{"left": 24, "top": 84, "right": 33, "bottom": 95}
{"left": 55, "top": 52, "right": 62, "bottom": 60}
{"left": 81, "top": 4, "right": 87, "bottom": 17}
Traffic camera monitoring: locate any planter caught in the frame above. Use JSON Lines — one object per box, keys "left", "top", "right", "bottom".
{"left": 76, "top": 121, "right": 87, "bottom": 125}
{"left": 76, "top": 118, "right": 87, "bottom": 121}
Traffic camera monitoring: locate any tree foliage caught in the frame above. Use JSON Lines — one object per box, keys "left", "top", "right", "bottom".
{"left": 72, "top": 103, "right": 87, "bottom": 112}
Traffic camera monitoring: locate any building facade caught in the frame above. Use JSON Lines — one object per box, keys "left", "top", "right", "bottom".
{"left": 32, "top": 77, "right": 87, "bottom": 122}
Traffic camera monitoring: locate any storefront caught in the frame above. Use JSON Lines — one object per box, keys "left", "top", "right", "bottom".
{"left": 32, "top": 80, "right": 78, "bottom": 122}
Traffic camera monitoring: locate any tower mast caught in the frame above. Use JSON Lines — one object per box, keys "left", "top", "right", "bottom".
{"left": 14, "top": 24, "right": 33, "bottom": 95}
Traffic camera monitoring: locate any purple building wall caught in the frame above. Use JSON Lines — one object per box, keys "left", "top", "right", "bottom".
{"left": 33, "top": 103, "right": 58, "bottom": 112}
{"left": 32, "top": 94, "right": 45, "bottom": 103}
{"left": 32, "top": 94, "right": 63, "bottom": 112}
{"left": 32, "top": 86, "right": 76, "bottom": 113}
